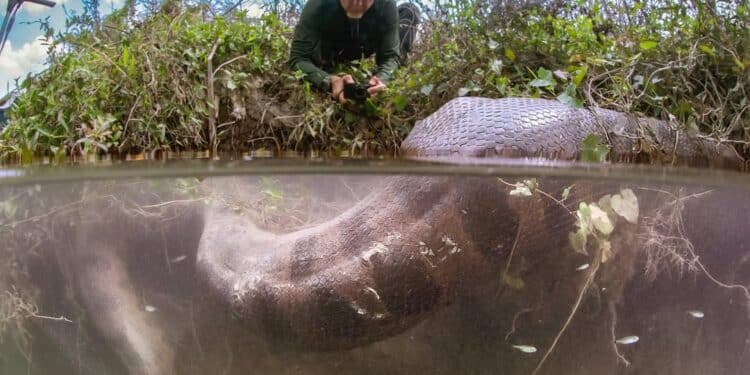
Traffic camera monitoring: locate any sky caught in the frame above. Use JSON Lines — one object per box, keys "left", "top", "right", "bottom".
{"left": 0, "top": 0, "right": 126, "bottom": 96}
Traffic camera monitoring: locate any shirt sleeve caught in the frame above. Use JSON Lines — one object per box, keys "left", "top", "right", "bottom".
{"left": 374, "top": 0, "right": 401, "bottom": 83}
{"left": 288, "top": 0, "right": 332, "bottom": 91}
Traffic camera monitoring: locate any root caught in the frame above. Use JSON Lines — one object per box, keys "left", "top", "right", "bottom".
{"left": 505, "top": 307, "right": 534, "bottom": 341}
{"left": 531, "top": 249, "right": 603, "bottom": 375}
{"left": 639, "top": 187, "right": 750, "bottom": 312}
{"left": 609, "top": 300, "right": 630, "bottom": 367}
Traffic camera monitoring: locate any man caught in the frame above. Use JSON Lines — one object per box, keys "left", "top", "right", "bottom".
{"left": 288, "top": 0, "right": 420, "bottom": 103}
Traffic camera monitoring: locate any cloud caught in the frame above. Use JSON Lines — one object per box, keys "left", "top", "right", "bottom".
{"left": 0, "top": 0, "right": 71, "bottom": 15}
{"left": 0, "top": 37, "right": 50, "bottom": 93}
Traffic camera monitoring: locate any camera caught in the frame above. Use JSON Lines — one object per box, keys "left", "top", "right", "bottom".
{"left": 343, "top": 83, "right": 372, "bottom": 102}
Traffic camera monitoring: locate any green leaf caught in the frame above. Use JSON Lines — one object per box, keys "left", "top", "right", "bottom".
{"left": 392, "top": 95, "right": 407, "bottom": 111}
{"left": 572, "top": 66, "right": 588, "bottom": 86}
{"left": 530, "top": 67, "right": 555, "bottom": 88}
{"left": 569, "top": 228, "right": 588, "bottom": 255}
{"left": 590, "top": 203, "right": 614, "bottom": 236}
{"left": 580, "top": 134, "right": 609, "bottom": 163}
{"left": 504, "top": 48, "right": 516, "bottom": 61}
{"left": 561, "top": 185, "right": 573, "bottom": 201}
{"left": 557, "top": 92, "right": 582, "bottom": 108}
{"left": 640, "top": 40, "right": 658, "bottom": 50}
{"left": 502, "top": 272, "right": 526, "bottom": 289}
{"left": 610, "top": 188, "right": 639, "bottom": 223}
{"left": 699, "top": 44, "right": 715, "bottom": 57}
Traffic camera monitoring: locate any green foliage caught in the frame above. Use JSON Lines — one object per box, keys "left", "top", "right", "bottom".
{"left": 0, "top": 0, "right": 747, "bottom": 160}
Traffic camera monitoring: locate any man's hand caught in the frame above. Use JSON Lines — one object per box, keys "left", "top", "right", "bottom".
{"left": 330, "top": 74, "right": 355, "bottom": 104}
{"left": 367, "top": 76, "right": 386, "bottom": 96}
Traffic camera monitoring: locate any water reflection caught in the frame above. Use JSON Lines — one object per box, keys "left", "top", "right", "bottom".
{"left": 0, "top": 161, "right": 748, "bottom": 374}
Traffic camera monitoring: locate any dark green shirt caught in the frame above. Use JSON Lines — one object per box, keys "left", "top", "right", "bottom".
{"left": 288, "top": 0, "right": 401, "bottom": 92}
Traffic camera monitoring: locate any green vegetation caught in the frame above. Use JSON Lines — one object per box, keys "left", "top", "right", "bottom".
{"left": 0, "top": 0, "right": 748, "bottom": 161}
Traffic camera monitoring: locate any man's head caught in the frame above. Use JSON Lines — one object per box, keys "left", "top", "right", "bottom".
{"left": 340, "top": 0, "right": 374, "bottom": 19}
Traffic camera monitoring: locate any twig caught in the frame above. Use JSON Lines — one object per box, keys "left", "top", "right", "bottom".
{"left": 206, "top": 40, "right": 220, "bottom": 156}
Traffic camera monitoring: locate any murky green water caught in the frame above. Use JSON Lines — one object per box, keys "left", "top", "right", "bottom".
{"left": 1, "top": 158, "right": 748, "bottom": 374}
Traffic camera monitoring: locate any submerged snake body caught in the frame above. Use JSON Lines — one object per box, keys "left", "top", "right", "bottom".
{"left": 198, "top": 97, "right": 743, "bottom": 350}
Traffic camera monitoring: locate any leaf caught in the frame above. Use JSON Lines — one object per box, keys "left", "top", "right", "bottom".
{"left": 699, "top": 44, "right": 715, "bottom": 57}
{"left": 392, "top": 95, "right": 407, "bottom": 111}
{"left": 504, "top": 48, "right": 516, "bottom": 61}
{"left": 576, "top": 263, "right": 590, "bottom": 271}
{"left": 420, "top": 84, "right": 434, "bottom": 96}
{"left": 512, "top": 345, "right": 537, "bottom": 353}
{"left": 640, "top": 40, "right": 658, "bottom": 50}
{"left": 572, "top": 66, "right": 588, "bottom": 86}
{"left": 610, "top": 188, "right": 639, "bottom": 223}
{"left": 569, "top": 228, "right": 588, "bottom": 255}
{"left": 557, "top": 92, "right": 582, "bottom": 108}
{"left": 553, "top": 69, "right": 569, "bottom": 80}
{"left": 615, "top": 335, "right": 640, "bottom": 345}
{"left": 561, "top": 185, "right": 573, "bottom": 201}
{"left": 510, "top": 185, "right": 532, "bottom": 197}
{"left": 144, "top": 305, "right": 157, "bottom": 312}
{"left": 530, "top": 67, "right": 555, "bottom": 88}
{"left": 226, "top": 78, "right": 237, "bottom": 91}
{"left": 686, "top": 310, "right": 705, "bottom": 318}
{"left": 490, "top": 59, "right": 503, "bottom": 75}
{"left": 580, "top": 134, "right": 609, "bottom": 163}
{"left": 487, "top": 40, "right": 499, "bottom": 50}
{"left": 502, "top": 272, "right": 526, "bottom": 290}
{"left": 590, "top": 204, "right": 614, "bottom": 236}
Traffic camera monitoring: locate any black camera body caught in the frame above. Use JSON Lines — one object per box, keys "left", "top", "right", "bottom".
{"left": 343, "top": 83, "right": 372, "bottom": 102}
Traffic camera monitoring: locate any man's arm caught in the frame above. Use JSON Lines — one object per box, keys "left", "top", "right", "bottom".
{"left": 288, "top": 0, "right": 332, "bottom": 91}
{"left": 373, "top": 0, "right": 401, "bottom": 83}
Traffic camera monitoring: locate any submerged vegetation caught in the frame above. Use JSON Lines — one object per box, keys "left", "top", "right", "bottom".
{"left": 0, "top": 0, "right": 748, "bottom": 161}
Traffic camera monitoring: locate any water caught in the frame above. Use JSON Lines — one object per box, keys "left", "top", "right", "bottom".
{"left": 0, "top": 158, "right": 748, "bottom": 374}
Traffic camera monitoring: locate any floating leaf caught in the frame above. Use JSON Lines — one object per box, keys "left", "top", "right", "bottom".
{"left": 145, "top": 305, "right": 157, "bottom": 312}
{"left": 576, "top": 263, "right": 590, "bottom": 271}
{"left": 610, "top": 188, "right": 639, "bottom": 223}
{"left": 512, "top": 345, "right": 537, "bottom": 353}
{"left": 639, "top": 40, "right": 658, "bottom": 50}
{"left": 171, "top": 255, "right": 187, "bottom": 263}
{"left": 420, "top": 84, "right": 434, "bottom": 96}
{"left": 616, "top": 335, "right": 640, "bottom": 345}
{"left": 686, "top": 310, "right": 705, "bottom": 318}
{"left": 580, "top": 134, "right": 609, "bottom": 163}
